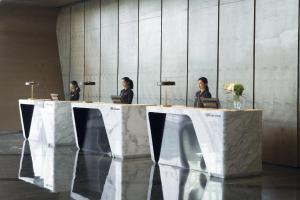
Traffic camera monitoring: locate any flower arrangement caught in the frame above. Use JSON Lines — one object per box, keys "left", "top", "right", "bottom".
{"left": 224, "top": 83, "right": 245, "bottom": 109}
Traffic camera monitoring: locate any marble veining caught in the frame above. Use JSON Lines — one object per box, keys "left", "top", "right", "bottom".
{"left": 19, "top": 99, "right": 76, "bottom": 146}
{"left": 71, "top": 153, "right": 153, "bottom": 200}
{"left": 18, "top": 140, "right": 78, "bottom": 192}
{"left": 146, "top": 106, "right": 262, "bottom": 178}
{"left": 71, "top": 102, "right": 151, "bottom": 159}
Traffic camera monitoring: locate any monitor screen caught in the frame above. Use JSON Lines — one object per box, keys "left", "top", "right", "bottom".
{"left": 111, "top": 95, "right": 122, "bottom": 104}
{"left": 201, "top": 98, "right": 220, "bottom": 109}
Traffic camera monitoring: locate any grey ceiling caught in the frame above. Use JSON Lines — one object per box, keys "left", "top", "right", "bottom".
{"left": 0, "top": 0, "right": 82, "bottom": 7}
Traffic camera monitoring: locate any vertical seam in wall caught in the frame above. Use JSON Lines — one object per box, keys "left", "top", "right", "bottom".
{"left": 117, "top": 0, "right": 120, "bottom": 94}
{"left": 69, "top": 7, "right": 72, "bottom": 99}
{"left": 159, "top": 0, "right": 163, "bottom": 105}
{"left": 297, "top": 0, "right": 300, "bottom": 167}
{"left": 99, "top": 0, "right": 102, "bottom": 101}
{"left": 216, "top": 0, "right": 220, "bottom": 98}
{"left": 83, "top": 0, "right": 86, "bottom": 99}
{"left": 186, "top": 0, "right": 189, "bottom": 106}
{"left": 137, "top": 0, "right": 140, "bottom": 104}
{"left": 253, "top": 0, "right": 256, "bottom": 109}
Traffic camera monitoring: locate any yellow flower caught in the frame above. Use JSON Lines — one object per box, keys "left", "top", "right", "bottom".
{"left": 224, "top": 83, "right": 235, "bottom": 92}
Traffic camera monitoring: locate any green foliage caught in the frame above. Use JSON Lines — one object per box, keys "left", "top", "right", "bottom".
{"left": 234, "top": 84, "right": 244, "bottom": 97}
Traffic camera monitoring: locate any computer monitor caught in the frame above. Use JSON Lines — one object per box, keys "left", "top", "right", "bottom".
{"left": 50, "top": 94, "right": 59, "bottom": 101}
{"left": 111, "top": 95, "right": 122, "bottom": 104}
{"left": 201, "top": 98, "right": 220, "bottom": 109}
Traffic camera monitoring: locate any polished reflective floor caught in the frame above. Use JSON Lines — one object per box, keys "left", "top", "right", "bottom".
{"left": 0, "top": 132, "right": 299, "bottom": 200}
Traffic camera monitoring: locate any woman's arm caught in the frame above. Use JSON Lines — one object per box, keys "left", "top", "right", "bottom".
{"left": 128, "top": 90, "right": 134, "bottom": 104}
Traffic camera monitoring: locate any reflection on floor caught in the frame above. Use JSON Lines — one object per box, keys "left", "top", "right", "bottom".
{"left": 0, "top": 132, "right": 298, "bottom": 200}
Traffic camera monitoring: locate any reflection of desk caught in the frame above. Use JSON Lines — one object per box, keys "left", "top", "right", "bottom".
{"left": 18, "top": 99, "right": 76, "bottom": 146}
{"left": 146, "top": 106, "right": 262, "bottom": 178}
{"left": 71, "top": 154, "right": 152, "bottom": 200}
{"left": 18, "top": 140, "right": 77, "bottom": 192}
{"left": 149, "top": 164, "right": 261, "bottom": 200}
{"left": 71, "top": 102, "right": 151, "bottom": 159}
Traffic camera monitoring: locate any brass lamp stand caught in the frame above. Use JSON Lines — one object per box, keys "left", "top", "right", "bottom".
{"left": 158, "top": 81, "right": 176, "bottom": 107}
{"left": 25, "top": 81, "right": 39, "bottom": 99}
{"left": 81, "top": 81, "right": 96, "bottom": 103}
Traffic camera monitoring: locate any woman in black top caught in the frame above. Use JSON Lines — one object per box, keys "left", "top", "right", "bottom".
{"left": 194, "top": 77, "right": 212, "bottom": 107}
{"left": 120, "top": 77, "right": 134, "bottom": 104}
{"left": 70, "top": 80, "right": 80, "bottom": 101}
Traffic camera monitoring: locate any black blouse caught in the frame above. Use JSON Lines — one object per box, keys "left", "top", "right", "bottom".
{"left": 70, "top": 88, "right": 80, "bottom": 101}
{"left": 120, "top": 89, "right": 134, "bottom": 104}
{"left": 194, "top": 90, "right": 212, "bottom": 107}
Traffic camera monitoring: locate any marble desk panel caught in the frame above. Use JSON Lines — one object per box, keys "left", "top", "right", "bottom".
{"left": 19, "top": 99, "right": 76, "bottom": 146}
{"left": 19, "top": 99, "right": 39, "bottom": 139}
{"left": 71, "top": 102, "right": 151, "bottom": 159}
{"left": 146, "top": 106, "right": 263, "bottom": 178}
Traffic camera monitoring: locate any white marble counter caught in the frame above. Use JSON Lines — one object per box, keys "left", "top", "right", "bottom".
{"left": 146, "top": 105, "right": 262, "bottom": 178}
{"left": 19, "top": 99, "right": 76, "bottom": 146}
{"left": 71, "top": 102, "right": 151, "bottom": 159}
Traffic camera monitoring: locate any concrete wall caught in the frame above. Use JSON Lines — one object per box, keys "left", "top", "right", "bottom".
{"left": 0, "top": 4, "right": 63, "bottom": 131}
{"left": 57, "top": 0, "right": 300, "bottom": 167}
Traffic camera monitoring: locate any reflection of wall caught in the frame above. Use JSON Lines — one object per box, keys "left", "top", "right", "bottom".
{"left": 0, "top": 4, "right": 63, "bottom": 131}
{"left": 57, "top": 0, "right": 300, "bottom": 167}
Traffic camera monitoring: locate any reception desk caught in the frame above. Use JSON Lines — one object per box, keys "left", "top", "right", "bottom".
{"left": 18, "top": 99, "right": 76, "bottom": 146}
{"left": 71, "top": 102, "right": 150, "bottom": 159}
{"left": 146, "top": 106, "right": 262, "bottom": 178}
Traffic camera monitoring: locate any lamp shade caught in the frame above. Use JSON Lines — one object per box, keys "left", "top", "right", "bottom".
{"left": 81, "top": 81, "right": 96, "bottom": 86}
{"left": 25, "top": 81, "right": 39, "bottom": 86}
{"left": 157, "top": 81, "right": 175, "bottom": 86}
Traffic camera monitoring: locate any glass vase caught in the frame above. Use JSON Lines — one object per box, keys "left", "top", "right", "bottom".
{"left": 233, "top": 95, "right": 242, "bottom": 110}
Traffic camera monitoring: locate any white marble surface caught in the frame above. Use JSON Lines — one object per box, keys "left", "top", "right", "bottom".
{"left": 42, "top": 101, "right": 76, "bottom": 146}
{"left": 18, "top": 140, "right": 78, "bottom": 192}
{"left": 71, "top": 102, "right": 151, "bottom": 159}
{"left": 19, "top": 99, "right": 76, "bottom": 146}
{"left": 146, "top": 106, "right": 262, "bottom": 178}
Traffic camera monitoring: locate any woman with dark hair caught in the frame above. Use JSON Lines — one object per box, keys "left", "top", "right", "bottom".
{"left": 70, "top": 80, "right": 81, "bottom": 101}
{"left": 194, "top": 77, "right": 211, "bottom": 107}
{"left": 120, "top": 77, "right": 134, "bottom": 104}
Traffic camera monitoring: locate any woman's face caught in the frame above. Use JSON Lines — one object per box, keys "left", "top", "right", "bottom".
{"left": 122, "top": 80, "right": 129, "bottom": 89}
{"left": 198, "top": 80, "right": 206, "bottom": 90}
{"left": 70, "top": 83, "right": 75, "bottom": 92}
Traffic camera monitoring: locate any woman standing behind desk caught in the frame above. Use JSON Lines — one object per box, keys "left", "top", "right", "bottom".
{"left": 120, "top": 77, "right": 134, "bottom": 104}
{"left": 194, "top": 77, "right": 212, "bottom": 107}
{"left": 70, "top": 80, "right": 81, "bottom": 101}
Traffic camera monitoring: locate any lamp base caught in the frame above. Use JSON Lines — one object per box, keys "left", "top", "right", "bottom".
{"left": 161, "top": 104, "right": 172, "bottom": 107}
